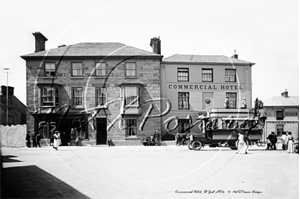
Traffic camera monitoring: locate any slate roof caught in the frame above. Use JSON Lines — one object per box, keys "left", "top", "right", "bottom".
{"left": 163, "top": 54, "right": 254, "bottom": 65}
{"left": 21, "top": 42, "right": 162, "bottom": 59}
{"left": 263, "top": 96, "right": 299, "bottom": 107}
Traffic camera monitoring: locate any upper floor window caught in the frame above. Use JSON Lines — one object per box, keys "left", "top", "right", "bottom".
{"left": 177, "top": 68, "right": 189, "bottom": 82}
{"left": 45, "top": 63, "right": 56, "bottom": 77}
{"left": 276, "top": 109, "right": 284, "bottom": 120}
{"left": 225, "top": 69, "right": 236, "bottom": 82}
{"left": 72, "top": 87, "right": 83, "bottom": 107}
{"left": 41, "top": 87, "right": 59, "bottom": 106}
{"left": 124, "top": 87, "right": 139, "bottom": 106}
{"left": 125, "top": 63, "right": 136, "bottom": 77}
{"left": 226, "top": 92, "right": 237, "bottom": 109}
{"left": 95, "top": 62, "right": 107, "bottom": 77}
{"left": 178, "top": 92, "right": 189, "bottom": 110}
{"left": 95, "top": 87, "right": 107, "bottom": 106}
{"left": 72, "top": 63, "right": 83, "bottom": 77}
{"left": 202, "top": 69, "right": 213, "bottom": 82}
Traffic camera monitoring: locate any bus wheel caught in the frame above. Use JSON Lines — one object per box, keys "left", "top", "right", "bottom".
{"left": 193, "top": 141, "right": 202, "bottom": 150}
{"left": 188, "top": 141, "right": 194, "bottom": 150}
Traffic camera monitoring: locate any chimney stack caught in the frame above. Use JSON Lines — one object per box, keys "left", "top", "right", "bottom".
{"left": 32, "top": 32, "right": 48, "bottom": 52}
{"left": 281, "top": 89, "right": 289, "bottom": 98}
{"left": 150, "top": 37, "right": 161, "bottom": 54}
{"left": 231, "top": 50, "right": 238, "bottom": 59}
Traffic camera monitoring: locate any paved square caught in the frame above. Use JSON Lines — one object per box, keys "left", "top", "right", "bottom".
{"left": 1, "top": 145, "right": 299, "bottom": 199}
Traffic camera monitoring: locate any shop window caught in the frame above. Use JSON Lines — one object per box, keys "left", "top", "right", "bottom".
{"left": 44, "top": 63, "right": 56, "bottom": 77}
{"left": 72, "top": 87, "right": 83, "bottom": 107}
{"left": 71, "top": 63, "right": 83, "bottom": 77}
{"left": 276, "top": 124, "right": 284, "bottom": 137}
{"left": 124, "top": 87, "right": 139, "bottom": 106}
{"left": 177, "top": 68, "right": 189, "bottom": 82}
{"left": 225, "top": 69, "right": 236, "bottom": 82}
{"left": 226, "top": 92, "right": 237, "bottom": 109}
{"left": 125, "top": 119, "right": 137, "bottom": 137}
{"left": 178, "top": 119, "right": 190, "bottom": 134}
{"left": 178, "top": 92, "right": 189, "bottom": 110}
{"left": 41, "top": 87, "right": 59, "bottom": 106}
{"left": 202, "top": 69, "right": 213, "bottom": 82}
{"left": 95, "top": 62, "right": 106, "bottom": 77}
{"left": 125, "top": 62, "right": 136, "bottom": 77}
{"left": 276, "top": 109, "right": 284, "bottom": 120}
{"left": 95, "top": 87, "right": 107, "bottom": 106}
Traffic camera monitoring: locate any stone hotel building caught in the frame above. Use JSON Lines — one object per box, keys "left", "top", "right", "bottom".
{"left": 21, "top": 32, "right": 162, "bottom": 145}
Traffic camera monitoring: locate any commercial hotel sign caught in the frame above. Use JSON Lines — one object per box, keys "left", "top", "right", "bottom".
{"left": 168, "top": 83, "right": 244, "bottom": 90}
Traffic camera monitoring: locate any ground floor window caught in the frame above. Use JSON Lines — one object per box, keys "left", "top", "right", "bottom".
{"left": 125, "top": 119, "right": 137, "bottom": 137}
{"left": 178, "top": 119, "right": 190, "bottom": 134}
{"left": 276, "top": 124, "right": 284, "bottom": 137}
{"left": 226, "top": 92, "right": 237, "bottom": 109}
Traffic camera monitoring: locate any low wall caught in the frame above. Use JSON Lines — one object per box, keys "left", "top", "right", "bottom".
{"left": 0, "top": 125, "right": 27, "bottom": 147}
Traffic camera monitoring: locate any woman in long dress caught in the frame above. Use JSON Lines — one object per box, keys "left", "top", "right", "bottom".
{"left": 287, "top": 131, "right": 294, "bottom": 153}
{"left": 237, "top": 132, "right": 247, "bottom": 154}
{"left": 53, "top": 131, "right": 60, "bottom": 150}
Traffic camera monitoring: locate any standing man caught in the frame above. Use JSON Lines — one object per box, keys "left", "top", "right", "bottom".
{"left": 35, "top": 132, "right": 41, "bottom": 148}
{"left": 26, "top": 131, "right": 31, "bottom": 148}
{"left": 241, "top": 97, "right": 247, "bottom": 109}
{"left": 281, "top": 132, "right": 288, "bottom": 150}
{"left": 224, "top": 97, "right": 229, "bottom": 109}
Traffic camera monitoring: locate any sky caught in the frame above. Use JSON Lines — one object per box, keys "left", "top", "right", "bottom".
{"left": 0, "top": 0, "right": 299, "bottom": 105}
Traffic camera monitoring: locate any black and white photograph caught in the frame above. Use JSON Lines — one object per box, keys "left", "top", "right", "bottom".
{"left": 0, "top": 0, "right": 299, "bottom": 198}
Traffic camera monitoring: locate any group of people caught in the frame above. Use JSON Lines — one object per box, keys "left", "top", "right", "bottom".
{"left": 279, "top": 131, "right": 295, "bottom": 153}
{"left": 26, "top": 131, "right": 41, "bottom": 148}
{"left": 266, "top": 131, "right": 295, "bottom": 153}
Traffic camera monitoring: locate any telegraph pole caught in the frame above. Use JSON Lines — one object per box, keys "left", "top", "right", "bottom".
{"left": 3, "top": 68, "right": 10, "bottom": 125}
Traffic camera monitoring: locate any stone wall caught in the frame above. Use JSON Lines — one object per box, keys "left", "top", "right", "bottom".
{"left": 0, "top": 125, "right": 27, "bottom": 147}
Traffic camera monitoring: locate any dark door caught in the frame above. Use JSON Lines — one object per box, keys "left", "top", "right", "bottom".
{"left": 96, "top": 118, "right": 107, "bottom": 145}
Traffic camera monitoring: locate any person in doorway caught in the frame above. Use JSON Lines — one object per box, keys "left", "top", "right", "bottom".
{"left": 241, "top": 97, "right": 247, "bottom": 109}
{"left": 53, "top": 131, "right": 60, "bottom": 150}
{"left": 281, "top": 132, "right": 288, "bottom": 150}
{"left": 287, "top": 131, "right": 294, "bottom": 153}
{"left": 237, "top": 132, "right": 246, "bottom": 154}
{"left": 26, "top": 131, "right": 31, "bottom": 148}
{"left": 35, "top": 132, "right": 41, "bottom": 148}
{"left": 50, "top": 131, "right": 54, "bottom": 147}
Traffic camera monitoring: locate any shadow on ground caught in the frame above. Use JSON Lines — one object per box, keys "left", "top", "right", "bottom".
{"left": 1, "top": 162, "right": 90, "bottom": 199}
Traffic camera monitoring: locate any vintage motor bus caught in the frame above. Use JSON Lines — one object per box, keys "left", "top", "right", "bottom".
{"left": 187, "top": 107, "right": 265, "bottom": 150}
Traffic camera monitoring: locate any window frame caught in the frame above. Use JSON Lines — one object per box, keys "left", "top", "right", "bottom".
{"left": 178, "top": 119, "right": 190, "bottom": 134}
{"left": 202, "top": 68, "right": 213, "bottom": 82}
{"left": 124, "top": 86, "right": 139, "bottom": 107}
{"left": 226, "top": 92, "right": 237, "bottom": 109}
{"left": 40, "top": 87, "right": 59, "bottom": 107}
{"left": 178, "top": 92, "right": 189, "bottom": 110}
{"left": 276, "top": 108, "right": 284, "bottom": 120}
{"left": 44, "top": 62, "right": 56, "bottom": 77}
{"left": 71, "top": 62, "right": 83, "bottom": 77}
{"left": 95, "top": 62, "right": 107, "bottom": 77}
{"left": 95, "top": 87, "right": 107, "bottom": 106}
{"left": 125, "top": 118, "right": 137, "bottom": 137}
{"left": 177, "top": 68, "right": 189, "bottom": 82}
{"left": 71, "top": 87, "right": 83, "bottom": 108}
{"left": 125, "top": 62, "right": 137, "bottom": 77}
{"left": 225, "top": 69, "right": 236, "bottom": 82}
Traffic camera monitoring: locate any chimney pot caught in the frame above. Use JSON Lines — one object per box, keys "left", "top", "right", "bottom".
{"left": 32, "top": 32, "right": 48, "bottom": 52}
{"left": 150, "top": 37, "right": 161, "bottom": 54}
{"left": 231, "top": 50, "right": 238, "bottom": 59}
{"left": 281, "top": 89, "right": 289, "bottom": 98}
